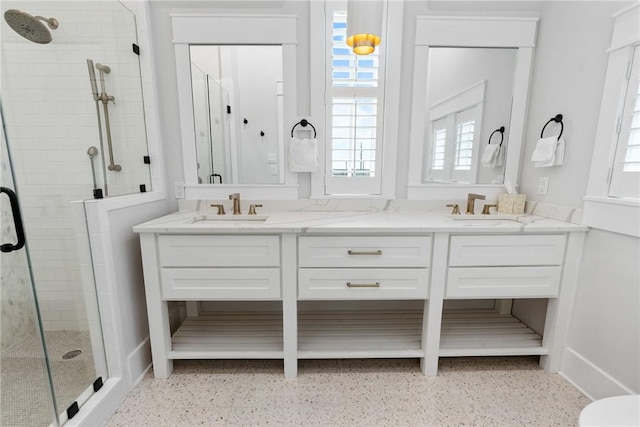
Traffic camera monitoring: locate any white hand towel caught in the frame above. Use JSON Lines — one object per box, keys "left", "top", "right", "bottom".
{"left": 552, "top": 136, "right": 565, "bottom": 166}
{"left": 493, "top": 144, "right": 505, "bottom": 167}
{"left": 531, "top": 136, "right": 558, "bottom": 167}
{"left": 481, "top": 144, "right": 500, "bottom": 167}
{"left": 288, "top": 137, "right": 317, "bottom": 172}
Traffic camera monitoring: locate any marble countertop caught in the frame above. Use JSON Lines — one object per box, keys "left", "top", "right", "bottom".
{"left": 133, "top": 209, "right": 589, "bottom": 234}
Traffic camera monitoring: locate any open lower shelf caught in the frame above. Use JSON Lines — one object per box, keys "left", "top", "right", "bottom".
{"left": 298, "top": 309, "right": 424, "bottom": 358}
{"left": 168, "top": 313, "right": 284, "bottom": 359}
{"left": 439, "top": 309, "right": 547, "bottom": 357}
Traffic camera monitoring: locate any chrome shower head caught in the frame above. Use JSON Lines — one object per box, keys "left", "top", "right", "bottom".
{"left": 4, "top": 9, "right": 58, "bottom": 44}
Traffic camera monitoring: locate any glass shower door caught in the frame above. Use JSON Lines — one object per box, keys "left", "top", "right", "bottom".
{"left": 1, "top": 110, "right": 59, "bottom": 426}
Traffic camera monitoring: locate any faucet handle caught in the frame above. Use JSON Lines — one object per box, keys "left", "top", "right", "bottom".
{"left": 248, "top": 204, "right": 263, "bottom": 215}
{"left": 481, "top": 204, "right": 497, "bottom": 215}
{"left": 446, "top": 204, "right": 461, "bottom": 215}
{"left": 210, "top": 204, "right": 226, "bottom": 215}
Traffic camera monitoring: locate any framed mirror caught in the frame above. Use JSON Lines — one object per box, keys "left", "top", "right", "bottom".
{"left": 407, "top": 16, "right": 538, "bottom": 200}
{"left": 173, "top": 14, "right": 298, "bottom": 199}
{"left": 190, "top": 45, "right": 284, "bottom": 186}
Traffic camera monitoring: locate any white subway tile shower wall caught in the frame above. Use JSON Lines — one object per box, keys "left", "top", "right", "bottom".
{"left": 2, "top": 0, "right": 150, "bottom": 330}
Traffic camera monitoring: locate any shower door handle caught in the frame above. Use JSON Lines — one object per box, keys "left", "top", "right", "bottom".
{"left": 0, "top": 187, "right": 26, "bottom": 253}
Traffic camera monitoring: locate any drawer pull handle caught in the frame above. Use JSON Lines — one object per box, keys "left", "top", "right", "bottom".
{"left": 346, "top": 282, "right": 381, "bottom": 288}
{"left": 347, "top": 250, "right": 382, "bottom": 256}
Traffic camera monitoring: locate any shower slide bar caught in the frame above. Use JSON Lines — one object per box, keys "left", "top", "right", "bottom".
{"left": 86, "top": 59, "right": 121, "bottom": 177}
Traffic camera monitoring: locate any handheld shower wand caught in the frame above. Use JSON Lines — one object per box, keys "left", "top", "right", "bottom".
{"left": 87, "top": 146, "right": 99, "bottom": 190}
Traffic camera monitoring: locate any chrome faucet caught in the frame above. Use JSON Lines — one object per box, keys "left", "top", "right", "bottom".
{"left": 466, "top": 193, "right": 486, "bottom": 214}
{"left": 229, "top": 193, "right": 241, "bottom": 215}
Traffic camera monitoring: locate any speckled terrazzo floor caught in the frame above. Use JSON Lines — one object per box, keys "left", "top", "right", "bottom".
{"left": 107, "top": 356, "right": 590, "bottom": 427}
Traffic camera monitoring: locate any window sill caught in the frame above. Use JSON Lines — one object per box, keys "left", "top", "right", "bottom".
{"left": 582, "top": 196, "right": 640, "bottom": 237}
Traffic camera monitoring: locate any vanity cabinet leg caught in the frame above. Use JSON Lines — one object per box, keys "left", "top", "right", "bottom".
{"left": 149, "top": 300, "right": 173, "bottom": 379}
{"left": 140, "top": 233, "right": 173, "bottom": 379}
{"left": 422, "top": 233, "right": 448, "bottom": 376}
{"left": 282, "top": 233, "right": 298, "bottom": 378}
{"left": 540, "top": 232, "right": 585, "bottom": 372}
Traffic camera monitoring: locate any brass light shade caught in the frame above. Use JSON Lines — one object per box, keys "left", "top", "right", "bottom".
{"left": 346, "top": 0, "right": 383, "bottom": 55}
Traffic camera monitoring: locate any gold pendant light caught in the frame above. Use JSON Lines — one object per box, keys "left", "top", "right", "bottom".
{"left": 346, "top": 0, "right": 383, "bottom": 55}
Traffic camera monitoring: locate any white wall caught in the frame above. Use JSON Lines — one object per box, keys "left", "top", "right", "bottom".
{"left": 83, "top": 197, "right": 173, "bottom": 387}
{"left": 518, "top": 1, "right": 627, "bottom": 207}
{"left": 562, "top": 229, "right": 640, "bottom": 398}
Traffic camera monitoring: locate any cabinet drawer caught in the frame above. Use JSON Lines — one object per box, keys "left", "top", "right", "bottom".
{"left": 449, "top": 235, "right": 566, "bottom": 267}
{"left": 298, "top": 268, "right": 429, "bottom": 299}
{"left": 298, "top": 236, "right": 431, "bottom": 268}
{"left": 446, "top": 267, "right": 561, "bottom": 298}
{"left": 158, "top": 235, "right": 279, "bottom": 267}
{"left": 161, "top": 268, "right": 280, "bottom": 300}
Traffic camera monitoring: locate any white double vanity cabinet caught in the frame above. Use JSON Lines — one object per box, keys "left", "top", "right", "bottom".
{"left": 134, "top": 210, "right": 586, "bottom": 379}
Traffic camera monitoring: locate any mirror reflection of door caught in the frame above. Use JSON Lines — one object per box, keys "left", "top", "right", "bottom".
{"left": 424, "top": 47, "right": 517, "bottom": 184}
{"left": 189, "top": 45, "right": 283, "bottom": 185}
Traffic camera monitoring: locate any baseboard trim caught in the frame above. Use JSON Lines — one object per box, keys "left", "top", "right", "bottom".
{"left": 560, "top": 347, "right": 635, "bottom": 400}
{"left": 127, "top": 337, "right": 152, "bottom": 387}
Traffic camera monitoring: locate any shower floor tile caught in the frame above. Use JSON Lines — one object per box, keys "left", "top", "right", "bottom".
{"left": 107, "top": 356, "right": 591, "bottom": 427}
{"left": 1, "top": 330, "right": 96, "bottom": 427}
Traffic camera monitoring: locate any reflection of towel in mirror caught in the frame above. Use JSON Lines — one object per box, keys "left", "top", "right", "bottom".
{"left": 481, "top": 144, "right": 503, "bottom": 168}
{"left": 531, "top": 136, "right": 565, "bottom": 167}
{"left": 288, "top": 137, "right": 318, "bottom": 172}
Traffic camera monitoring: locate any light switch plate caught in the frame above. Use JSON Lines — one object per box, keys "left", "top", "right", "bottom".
{"left": 538, "top": 176, "right": 549, "bottom": 195}
{"left": 174, "top": 182, "right": 185, "bottom": 199}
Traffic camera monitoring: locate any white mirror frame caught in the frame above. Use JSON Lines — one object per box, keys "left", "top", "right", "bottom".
{"left": 407, "top": 16, "right": 538, "bottom": 200}
{"left": 172, "top": 14, "right": 299, "bottom": 199}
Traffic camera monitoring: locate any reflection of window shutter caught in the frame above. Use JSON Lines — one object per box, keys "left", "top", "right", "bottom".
{"left": 426, "top": 105, "right": 480, "bottom": 183}
{"left": 622, "top": 79, "right": 640, "bottom": 172}
{"left": 455, "top": 119, "right": 475, "bottom": 171}
{"left": 432, "top": 126, "right": 446, "bottom": 170}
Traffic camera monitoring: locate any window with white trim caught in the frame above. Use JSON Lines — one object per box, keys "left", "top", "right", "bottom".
{"left": 324, "top": 4, "right": 386, "bottom": 195}
{"left": 609, "top": 45, "right": 640, "bottom": 199}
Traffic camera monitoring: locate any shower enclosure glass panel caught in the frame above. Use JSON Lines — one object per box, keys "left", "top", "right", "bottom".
{"left": 1, "top": 115, "right": 58, "bottom": 427}
{"left": 1, "top": 0, "right": 147, "bottom": 424}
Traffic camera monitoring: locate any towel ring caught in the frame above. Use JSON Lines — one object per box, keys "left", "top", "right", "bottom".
{"left": 540, "top": 114, "right": 564, "bottom": 141}
{"left": 291, "top": 119, "right": 317, "bottom": 138}
{"left": 488, "top": 126, "right": 505, "bottom": 147}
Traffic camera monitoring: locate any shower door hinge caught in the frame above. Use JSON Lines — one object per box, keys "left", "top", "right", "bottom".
{"left": 140, "top": 184, "right": 147, "bottom": 193}
{"left": 132, "top": 43, "right": 140, "bottom": 55}
{"left": 143, "top": 155, "right": 150, "bottom": 164}
{"left": 93, "top": 377, "right": 103, "bottom": 392}
{"left": 93, "top": 189, "right": 104, "bottom": 199}
{"left": 67, "top": 401, "right": 79, "bottom": 420}
{"left": 227, "top": 105, "right": 231, "bottom": 114}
